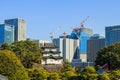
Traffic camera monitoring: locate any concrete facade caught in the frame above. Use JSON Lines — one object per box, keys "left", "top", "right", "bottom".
{"left": 53, "top": 38, "right": 79, "bottom": 62}
{"left": 87, "top": 35, "right": 105, "bottom": 64}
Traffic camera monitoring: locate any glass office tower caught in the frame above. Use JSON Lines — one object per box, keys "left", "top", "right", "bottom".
{"left": 5, "top": 18, "right": 26, "bottom": 41}
{"left": 0, "top": 24, "right": 14, "bottom": 44}
{"left": 105, "top": 25, "right": 120, "bottom": 45}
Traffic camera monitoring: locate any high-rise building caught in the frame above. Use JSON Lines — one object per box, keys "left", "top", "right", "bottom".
{"left": 53, "top": 38, "right": 79, "bottom": 63}
{"left": 5, "top": 18, "right": 26, "bottom": 41}
{"left": 87, "top": 34, "right": 105, "bottom": 64}
{"left": 71, "top": 27, "right": 93, "bottom": 62}
{"left": 0, "top": 24, "right": 14, "bottom": 44}
{"left": 105, "top": 25, "right": 120, "bottom": 45}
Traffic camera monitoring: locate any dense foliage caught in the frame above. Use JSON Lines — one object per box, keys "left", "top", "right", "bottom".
{"left": 60, "top": 60, "right": 77, "bottom": 80}
{"left": 0, "top": 50, "right": 30, "bottom": 80}
{"left": 95, "top": 42, "right": 120, "bottom": 70}
{"left": 98, "top": 73, "right": 110, "bottom": 80}
{"left": 0, "top": 40, "right": 42, "bottom": 68}
{"left": 79, "top": 66, "right": 98, "bottom": 80}
{"left": 27, "top": 68, "right": 48, "bottom": 80}
{"left": 1, "top": 41, "right": 120, "bottom": 79}
{"left": 47, "top": 72, "right": 60, "bottom": 80}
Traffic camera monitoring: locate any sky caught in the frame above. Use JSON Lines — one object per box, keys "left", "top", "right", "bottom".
{"left": 0, "top": 0, "right": 120, "bottom": 41}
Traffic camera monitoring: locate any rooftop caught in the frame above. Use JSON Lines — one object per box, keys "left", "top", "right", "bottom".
{"left": 41, "top": 43, "right": 58, "bottom": 48}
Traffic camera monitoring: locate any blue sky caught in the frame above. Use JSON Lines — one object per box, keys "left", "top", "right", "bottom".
{"left": 0, "top": 0, "right": 120, "bottom": 41}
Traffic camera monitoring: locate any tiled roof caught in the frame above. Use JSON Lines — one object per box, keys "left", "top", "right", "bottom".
{"left": 41, "top": 43, "right": 58, "bottom": 48}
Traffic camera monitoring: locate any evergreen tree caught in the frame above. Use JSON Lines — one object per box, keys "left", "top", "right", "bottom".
{"left": 0, "top": 50, "right": 30, "bottom": 80}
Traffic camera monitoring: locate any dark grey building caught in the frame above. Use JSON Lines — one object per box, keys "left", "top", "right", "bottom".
{"left": 87, "top": 34, "right": 105, "bottom": 64}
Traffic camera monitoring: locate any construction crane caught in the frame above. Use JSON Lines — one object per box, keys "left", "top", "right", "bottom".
{"left": 70, "top": 16, "right": 89, "bottom": 40}
{"left": 50, "top": 27, "right": 60, "bottom": 41}
{"left": 80, "top": 16, "right": 89, "bottom": 28}
{"left": 71, "top": 27, "right": 80, "bottom": 39}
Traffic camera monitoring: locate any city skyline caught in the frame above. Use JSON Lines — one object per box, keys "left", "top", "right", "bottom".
{"left": 1, "top": 0, "right": 120, "bottom": 41}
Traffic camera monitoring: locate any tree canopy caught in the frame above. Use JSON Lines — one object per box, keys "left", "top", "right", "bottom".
{"left": 95, "top": 42, "right": 120, "bottom": 70}
{"left": 0, "top": 50, "right": 30, "bottom": 80}
{"left": 0, "top": 40, "right": 42, "bottom": 68}
{"left": 27, "top": 68, "right": 48, "bottom": 80}
{"left": 80, "top": 66, "right": 98, "bottom": 80}
{"left": 60, "top": 60, "right": 77, "bottom": 80}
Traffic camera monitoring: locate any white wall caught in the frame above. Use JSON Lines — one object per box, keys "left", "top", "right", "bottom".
{"left": 41, "top": 59, "right": 63, "bottom": 64}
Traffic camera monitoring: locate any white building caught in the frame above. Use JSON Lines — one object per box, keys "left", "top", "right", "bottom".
{"left": 53, "top": 38, "right": 80, "bottom": 63}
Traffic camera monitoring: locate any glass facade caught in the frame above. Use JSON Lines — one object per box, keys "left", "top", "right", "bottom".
{"left": 105, "top": 25, "right": 120, "bottom": 45}
{"left": 71, "top": 28, "right": 93, "bottom": 54}
{"left": 0, "top": 24, "right": 14, "bottom": 44}
{"left": 5, "top": 18, "right": 26, "bottom": 41}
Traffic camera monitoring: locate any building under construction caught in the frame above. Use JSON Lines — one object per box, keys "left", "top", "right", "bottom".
{"left": 71, "top": 27, "right": 93, "bottom": 62}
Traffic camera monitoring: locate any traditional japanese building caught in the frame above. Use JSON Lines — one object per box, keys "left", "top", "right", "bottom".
{"left": 41, "top": 43, "right": 63, "bottom": 65}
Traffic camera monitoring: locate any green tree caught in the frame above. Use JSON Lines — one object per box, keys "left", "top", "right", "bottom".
{"left": 27, "top": 68, "right": 48, "bottom": 80}
{"left": 47, "top": 72, "right": 60, "bottom": 80}
{"left": 98, "top": 72, "right": 110, "bottom": 80}
{"left": 61, "top": 59, "right": 73, "bottom": 72}
{"left": 0, "top": 50, "right": 30, "bottom": 80}
{"left": 80, "top": 66, "right": 98, "bottom": 80}
{"left": 60, "top": 60, "right": 76, "bottom": 80}
{"left": 11, "top": 40, "right": 41, "bottom": 68}
{"left": 83, "top": 66, "right": 96, "bottom": 73}
{"left": 95, "top": 42, "right": 120, "bottom": 70}
{"left": 0, "top": 43, "right": 11, "bottom": 50}
{"left": 108, "top": 70, "right": 120, "bottom": 80}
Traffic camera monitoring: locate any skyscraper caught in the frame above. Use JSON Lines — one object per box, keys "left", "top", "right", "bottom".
{"left": 71, "top": 27, "right": 93, "bottom": 62}
{"left": 87, "top": 34, "right": 105, "bottom": 64}
{"left": 53, "top": 38, "right": 79, "bottom": 62}
{"left": 5, "top": 18, "right": 26, "bottom": 41}
{"left": 105, "top": 25, "right": 120, "bottom": 45}
{"left": 0, "top": 24, "right": 14, "bottom": 44}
